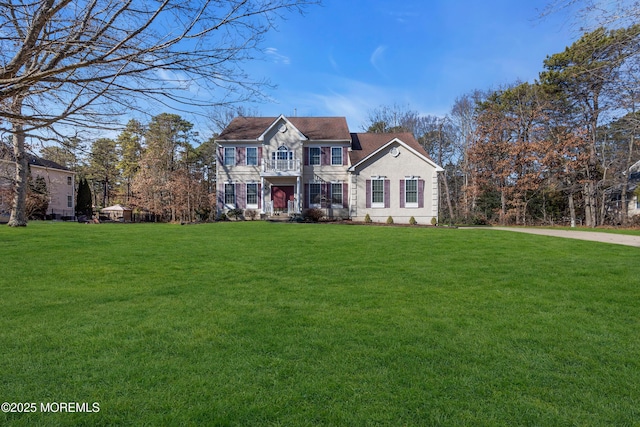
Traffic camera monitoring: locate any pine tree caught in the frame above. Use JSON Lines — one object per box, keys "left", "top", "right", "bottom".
{"left": 76, "top": 178, "right": 93, "bottom": 218}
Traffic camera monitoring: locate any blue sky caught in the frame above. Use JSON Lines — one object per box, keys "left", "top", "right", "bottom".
{"left": 229, "top": 0, "right": 577, "bottom": 132}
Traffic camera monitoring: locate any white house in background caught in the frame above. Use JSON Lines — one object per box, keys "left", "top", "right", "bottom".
{"left": 215, "top": 115, "right": 443, "bottom": 224}
{"left": 1, "top": 145, "right": 76, "bottom": 221}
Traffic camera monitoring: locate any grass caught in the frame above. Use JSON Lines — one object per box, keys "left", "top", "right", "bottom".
{"left": 1, "top": 221, "right": 639, "bottom": 426}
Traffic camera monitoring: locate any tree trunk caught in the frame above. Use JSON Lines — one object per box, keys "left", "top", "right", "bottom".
{"left": 583, "top": 181, "right": 596, "bottom": 227}
{"left": 8, "top": 98, "right": 28, "bottom": 227}
{"left": 568, "top": 191, "right": 577, "bottom": 228}
{"left": 442, "top": 172, "right": 455, "bottom": 225}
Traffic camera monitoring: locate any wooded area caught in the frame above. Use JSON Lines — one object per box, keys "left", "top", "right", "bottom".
{"left": 363, "top": 23, "right": 640, "bottom": 227}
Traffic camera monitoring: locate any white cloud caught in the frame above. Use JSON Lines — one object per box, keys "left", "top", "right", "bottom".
{"left": 265, "top": 47, "right": 291, "bottom": 65}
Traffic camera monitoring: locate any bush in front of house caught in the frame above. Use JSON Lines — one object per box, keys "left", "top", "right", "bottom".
{"left": 364, "top": 213, "right": 372, "bottom": 223}
{"left": 303, "top": 208, "right": 324, "bottom": 222}
{"left": 227, "top": 208, "right": 244, "bottom": 220}
{"left": 409, "top": 216, "right": 417, "bottom": 225}
{"left": 431, "top": 217, "right": 437, "bottom": 226}
{"left": 245, "top": 209, "right": 258, "bottom": 220}
{"left": 386, "top": 216, "right": 394, "bottom": 224}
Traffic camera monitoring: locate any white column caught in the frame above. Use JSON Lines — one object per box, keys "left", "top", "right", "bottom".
{"left": 296, "top": 176, "right": 301, "bottom": 213}
{"left": 261, "top": 176, "right": 265, "bottom": 214}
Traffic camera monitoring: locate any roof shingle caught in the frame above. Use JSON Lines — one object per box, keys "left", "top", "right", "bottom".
{"left": 349, "top": 132, "right": 430, "bottom": 165}
{"left": 217, "top": 116, "right": 351, "bottom": 141}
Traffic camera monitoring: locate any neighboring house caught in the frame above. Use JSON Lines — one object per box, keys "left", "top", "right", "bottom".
{"left": 0, "top": 145, "right": 76, "bottom": 220}
{"left": 215, "top": 115, "right": 443, "bottom": 224}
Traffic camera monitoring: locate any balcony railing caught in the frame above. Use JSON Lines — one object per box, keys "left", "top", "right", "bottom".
{"left": 262, "top": 159, "right": 301, "bottom": 175}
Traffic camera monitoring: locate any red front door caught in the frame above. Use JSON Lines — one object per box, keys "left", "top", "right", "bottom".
{"left": 271, "top": 185, "right": 295, "bottom": 210}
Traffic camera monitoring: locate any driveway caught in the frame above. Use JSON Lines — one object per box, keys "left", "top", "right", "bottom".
{"left": 478, "top": 227, "right": 640, "bottom": 248}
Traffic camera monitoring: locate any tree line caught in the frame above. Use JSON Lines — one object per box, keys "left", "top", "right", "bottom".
{"left": 41, "top": 113, "right": 217, "bottom": 222}
{"left": 364, "top": 23, "right": 640, "bottom": 227}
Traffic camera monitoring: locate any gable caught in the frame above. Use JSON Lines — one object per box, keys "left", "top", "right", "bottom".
{"left": 349, "top": 133, "right": 442, "bottom": 172}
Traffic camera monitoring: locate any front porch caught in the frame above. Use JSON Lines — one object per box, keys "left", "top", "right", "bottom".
{"left": 262, "top": 177, "right": 302, "bottom": 217}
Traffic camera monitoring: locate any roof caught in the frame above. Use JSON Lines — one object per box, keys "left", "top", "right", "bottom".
{"left": 101, "top": 204, "right": 131, "bottom": 212}
{"left": 0, "top": 142, "right": 71, "bottom": 172}
{"left": 217, "top": 116, "right": 351, "bottom": 141}
{"left": 349, "top": 132, "right": 432, "bottom": 165}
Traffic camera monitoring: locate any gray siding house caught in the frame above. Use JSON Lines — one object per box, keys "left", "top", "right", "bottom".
{"left": 215, "top": 115, "right": 443, "bottom": 224}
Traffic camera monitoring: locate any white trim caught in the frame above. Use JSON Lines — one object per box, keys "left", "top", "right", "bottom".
{"left": 331, "top": 146, "right": 343, "bottom": 165}
{"left": 309, "top": 147, "right": 321, "bottom": 165}
{"left": 348, "top": 138, "right": 444, "bottom": 172}
{"left": 246, "top": 182, "right": 259, "bottom": 209}
{"left": 223, "top": 147, "right": 236, "bottom": 167}
{"left": 245, "top": 146, "right": 258, "bottom": 166}
{"left": 257, "top": 115, "right": 308, "bottom": 142}
{"left": 404, "top": 178, "right": 418, "bottom": 208}
{"left": 223, "top": 182, "right": 236, "bottom": 209}
{"left": 371, "top": 178, "right": 385, "bottom": 208}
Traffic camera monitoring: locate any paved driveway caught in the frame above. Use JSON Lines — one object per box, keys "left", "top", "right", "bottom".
{"left": 478, "top": 227, "right": 640, "bottom": 248}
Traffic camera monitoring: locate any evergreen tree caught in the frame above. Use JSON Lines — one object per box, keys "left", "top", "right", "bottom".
{"left": 76, "top": 178, "right": 93, "bottom": 218}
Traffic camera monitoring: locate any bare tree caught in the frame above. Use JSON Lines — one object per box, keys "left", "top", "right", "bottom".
{"left": 542, "top": 0, "right": 640, "bottom": 30}
{"left": 0, "top": 0, "right": 318, "bottom": 226}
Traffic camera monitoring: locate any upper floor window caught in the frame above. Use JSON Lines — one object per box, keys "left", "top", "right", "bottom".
{"left": 309, "top": 147, "right": 321, "bottom": 165}
{"left": 405, "top": 179, "right": 418, "bottom": 207}
{"left": 246, "top": 147, "right": 258, "bottom": 166}
{"left": 224, "top": 147, "right": 235, "bottom": 166}
{"left": 67, "top": 176, "right": 72, "bottom": 185}
{"left": 331, "top": 147, "right": 342, "bottom": 165}
{"left": 272, "top": 145, "right": 293, "bottom": 161}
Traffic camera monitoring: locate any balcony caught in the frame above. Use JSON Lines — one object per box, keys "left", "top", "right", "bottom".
{"left": 261, "top": 159, "right": 301, "bottom": 176}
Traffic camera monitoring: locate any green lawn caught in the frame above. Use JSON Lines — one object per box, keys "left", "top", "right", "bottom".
{"left": 1, "top": 221, "right": 639, "bottom": 426}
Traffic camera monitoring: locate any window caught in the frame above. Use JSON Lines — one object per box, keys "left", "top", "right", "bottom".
{"left": 246, "top": 183, "right": 258, "bottom": 207}
{"left": 405, "top": 179, "right": 418, "bottom": 207}
{"left": 331, "top": 147, "right": 342, "bottom": 165}
{"left": 224, "top": 147, "right": 235, "bottom": 166}
{"left": 331, "top": 183, "right": 343, "bottom": 206}
{"left": 309, "top": 147, "right": 321, "bottom": 165}
{"left": 67, "top": 176, "right": 72, "bottom": 185}
{"left": 224, "top": 183, "right": 235, "bottom": 206}
{"left": 309, "top": 182, "right": 322, "bottom": 206}
{"left": 372, "top": 178, "right": 384, "bottom": 207}
{"left": 246, "top": 147, "right": 258, "bottom": 166}
{"left": 67, "top": 195, "right": 72, "bottom": 208}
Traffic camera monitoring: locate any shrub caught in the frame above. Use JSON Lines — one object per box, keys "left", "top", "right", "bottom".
{"left": 215, "top": 212, "right": 229, "bottom": 221}
{"left": 245, "top": 209, "right": 258, "bottom": 220}
{"left": 364, "top": 213, "right": 372, "bottom": 223}
{"left": 227, "top": 208, "right": 244, "bottom": 220}
{"left": 431, "top": 217, "right": 437, "bottom": 226}
{"left": 386, "top": 216, "right": 394, "bottom": 224}
{"left": 409, "top": 216, "right": 417, "bottom": 225}
{"left": 303, "top": 208, "right": 324, "bottom": 222}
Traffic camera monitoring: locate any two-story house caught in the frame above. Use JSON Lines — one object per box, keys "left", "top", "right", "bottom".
{"left": 1, "top": 144, "right": 76, "bottom": 221}
{"left": 215, "top": 115, "right": 443, "bottom": 224}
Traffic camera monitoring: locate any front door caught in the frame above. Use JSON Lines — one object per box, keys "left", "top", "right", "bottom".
{"left": 271, "top": 185, "right": 295, "bottom": 211}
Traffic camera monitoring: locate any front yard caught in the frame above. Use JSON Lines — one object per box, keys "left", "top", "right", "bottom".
{"left": 1, "top": 222, "right": 638, "bottom": 425}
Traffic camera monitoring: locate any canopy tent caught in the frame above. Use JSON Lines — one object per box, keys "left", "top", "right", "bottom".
{"left": 100, "top": 204, "right": 132, "bottom": 222}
